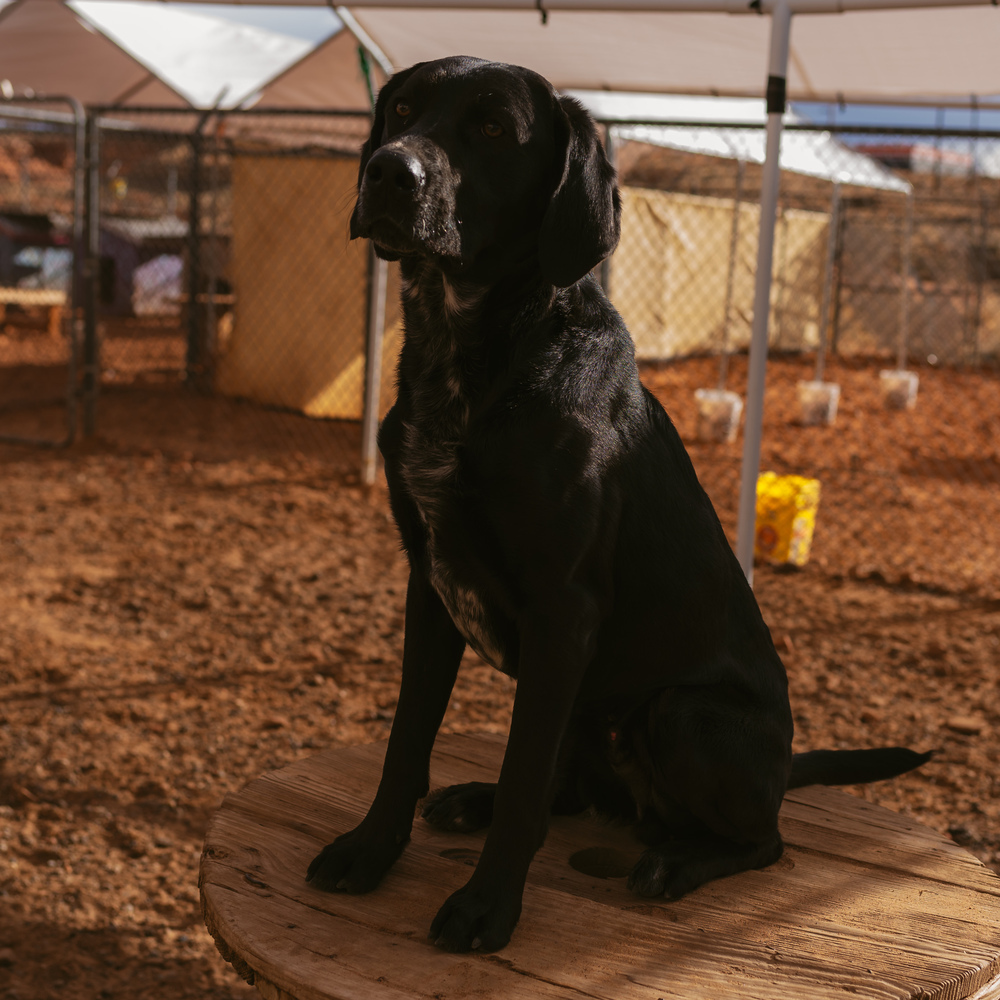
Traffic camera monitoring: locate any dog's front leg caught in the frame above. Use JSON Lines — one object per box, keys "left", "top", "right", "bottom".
{"left": 429, "top": 598, "right": 596, "bottom": 952}
{"left": 307, "top": 572, "right": 465, "bottom": 894}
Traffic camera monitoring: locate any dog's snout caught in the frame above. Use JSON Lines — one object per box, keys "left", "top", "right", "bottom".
{"left": 365, "top": 148, "right": 426, "bottom": 195}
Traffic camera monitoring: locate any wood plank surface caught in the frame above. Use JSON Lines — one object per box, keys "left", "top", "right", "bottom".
{"left": 200, "top": 733, "right": 1000, "bottom": 1000}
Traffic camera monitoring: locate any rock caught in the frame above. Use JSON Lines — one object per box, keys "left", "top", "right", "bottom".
{"left": 945, "top": 716, "right": 986, "bottom": 736}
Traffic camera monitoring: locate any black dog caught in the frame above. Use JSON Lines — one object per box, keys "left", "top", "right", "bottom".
{"left": 306, "top": 56, "right": 930, "bottom": 953}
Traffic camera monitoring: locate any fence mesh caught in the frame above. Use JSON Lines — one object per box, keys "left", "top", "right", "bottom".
{"left": 82, "top": 108, "right": 391, "bottom": 470}
{"left": 608, "top": 125, "right": 1000, "bottom": 373}
{"left": 606, "top": 121, "right": 1000, "bottom": 609}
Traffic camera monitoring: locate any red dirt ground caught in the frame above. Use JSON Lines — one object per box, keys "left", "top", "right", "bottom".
{"left": 1, "top": 351, "right": 999, "bottom": 999}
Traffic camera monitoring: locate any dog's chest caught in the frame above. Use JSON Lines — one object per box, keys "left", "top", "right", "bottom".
{"left": 398, "top": 339, "right": 507, "bottom": 671}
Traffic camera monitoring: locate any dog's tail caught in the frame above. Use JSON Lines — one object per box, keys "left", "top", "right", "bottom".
{"left": 787, "top": 747, "right": 934, "bottom": 790}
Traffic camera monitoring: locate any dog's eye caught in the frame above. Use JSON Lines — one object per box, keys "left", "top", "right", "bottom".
{"left": 481, "top": 121, "right": 504, "bottom": 138}
{"left": 394, "top": 101, "right": 411, "bottom": 119}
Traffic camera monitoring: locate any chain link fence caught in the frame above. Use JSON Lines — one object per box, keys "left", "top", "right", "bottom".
{"left": 605, "top": 119, "right": 1000, "bottom": 605}
{"left": 834, "top": 177, "right": 1000, "bottom": 367}
{"left": 78, "top": 107, "right": 400, "bottom": 470}
{"left": 1, "top": 108, "right": 998, "bottom": 596}
{"left": 608, "top": 122, "right": 1000, "bottom": 374}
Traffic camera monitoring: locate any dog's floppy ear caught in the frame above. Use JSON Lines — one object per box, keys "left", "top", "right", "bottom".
{"left": 349, "top": 62, "right": 424, "bottom": 240}
{"left": 538, "top": 96, "right": 621, "bottom": 289}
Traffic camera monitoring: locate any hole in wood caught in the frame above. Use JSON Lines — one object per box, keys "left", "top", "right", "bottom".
{"left": 439, "top": 848, "right": 481, "bottom": 867}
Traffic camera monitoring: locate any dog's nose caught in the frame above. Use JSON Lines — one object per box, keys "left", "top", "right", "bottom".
{"left": 364, "top": 148, "right": 426, "bottom": 194}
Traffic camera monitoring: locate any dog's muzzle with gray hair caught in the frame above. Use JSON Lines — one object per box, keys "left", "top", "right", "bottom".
{"left": 350, "top": 138, "right": 462, "bottom": 260}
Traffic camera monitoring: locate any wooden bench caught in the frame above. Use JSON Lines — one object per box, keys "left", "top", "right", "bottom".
{"left": 200, "top": 733, "right": 1000, "bottom": 1000}
{"left": 0, "top": 287, "right": 67, "bottom": 337}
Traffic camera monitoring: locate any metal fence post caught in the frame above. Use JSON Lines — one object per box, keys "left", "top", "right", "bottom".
{"left": 814, "top": 182, "right": 841, "bottom": 383}
{"left": 830, "top": 194, "right": 847, "bottom": 357}
{"left": 361, "top": 246, "right": 389, "bottom": 485}
{"left": 717, "top": 157, "right": 746, "bottom": 390}
{"left": 186, "top": 128, "right": 205, "bottom": 389}
{"left": 897, "top": 189, "right": 914, "bottom": 371}
{"left": 82, "top": 111, "right": 101, "bottom": 438}
{"left": 600, "top": 124, "right": 617, "bottom": 296}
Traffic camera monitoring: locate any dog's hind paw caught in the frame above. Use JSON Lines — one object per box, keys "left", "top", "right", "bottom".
{"left": 626, "top": 846, "right": 718, "bottom": 899}
{"left": 626, "top": 833, "right": 784, "bottom": 900}
{"left": 306, "top": 826, "right": 407, "bottom": 894}
{"left": 421, "top": 782, "right": 496, "bottom": 833}
{"left": 627, "top": 847, "right": 677, "bottom": 898}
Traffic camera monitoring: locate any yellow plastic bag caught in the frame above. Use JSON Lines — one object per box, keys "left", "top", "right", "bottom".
{"left": 754, "top": 472, "right": 821, "bottom": 567}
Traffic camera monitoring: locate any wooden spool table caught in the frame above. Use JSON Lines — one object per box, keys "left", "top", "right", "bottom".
{"left": 200, "top": 733, "right": 1000, "bottom": 1000}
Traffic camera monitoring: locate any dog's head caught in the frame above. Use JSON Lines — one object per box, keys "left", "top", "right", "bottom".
{"left": 349, "top": 56, "right": 620, "bottom": 288}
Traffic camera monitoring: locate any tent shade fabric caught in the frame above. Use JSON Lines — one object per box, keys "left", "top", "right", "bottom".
{"left": 0, "top": 0, "right": 369, "bottom": 111}
{"left": 16, "top": 0, "right": 992, "bottom": 110}
{"left": 339, "top": 6, "right": 1000, "bottom": 107}
{"left": 0, "top": 0, "right": 189, "bottom": 107}
{"left": 245, "top": 28, "right": 385, "bottom": 110}
{"left": 68, "top": 0, "right": 317, "bottom": 108}
{"left": 616, "top": 123, "right": 912, "bottom": 190}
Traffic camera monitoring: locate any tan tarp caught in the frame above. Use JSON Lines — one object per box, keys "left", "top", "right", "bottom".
{"left": 217, "top": 175, "right": 828, "bottom": 414}
{"left": 215, "top": 154, "right": 400, "bottom": 420}
{"left": 609, "top": 187, "right": 828, "bottom": 360}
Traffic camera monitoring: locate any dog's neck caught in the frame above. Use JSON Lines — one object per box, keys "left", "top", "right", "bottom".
{"left": 396, "top": 256, "right": 561, "bottom": 427}
{"left": 401, "top": 264, "right": 487, "bottom": 334}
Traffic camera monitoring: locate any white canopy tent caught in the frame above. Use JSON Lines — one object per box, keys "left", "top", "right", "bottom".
{"left": 241, "top": 25, "right": 387, "bottom": 109}
{"left": 334, "top": 4, "right": 1000, "bottom": 107}
{"left": 0, "top": 0, "right": 190, "bottom": 106}
{"left": 568, "top": 91, "right": 911, "bottom": 192}
{"left": 3, "top": 0, "right": 997, "bottom": 580}
{"left": 68, "top": 0, "right": 319, "bottom": 108}
{"left": 0, "top": 0, "right": 369, "bottom": 110}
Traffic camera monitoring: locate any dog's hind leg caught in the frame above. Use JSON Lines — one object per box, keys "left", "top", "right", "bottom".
{"left": 421, "top": 712, "right": 636, "bottom": 833}
{"left": 422, "top": 782, "right": 496, "bottom": 832}
{"left": 617, "top": 686, "right": 791, "bottom": 900}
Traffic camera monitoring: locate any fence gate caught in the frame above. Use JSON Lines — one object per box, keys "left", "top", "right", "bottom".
{"left": 0, "top": 97, "right": 84, "bottom": 446}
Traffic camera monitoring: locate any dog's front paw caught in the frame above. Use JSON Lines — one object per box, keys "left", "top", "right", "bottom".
{"left": 422, "top": 781, "right": 496, "bottom": 833}
{"left": 306, "top": 826, "right": 407, "bottom": 895}
{"left": 428, "top": 882, "right": 521, "bottom": 952}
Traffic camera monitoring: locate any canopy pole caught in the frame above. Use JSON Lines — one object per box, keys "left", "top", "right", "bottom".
{"left": 361, "top": 247, "right": 389, "bottom": 486}
{"left": 897, "top": 188, "right": 914, "bottom": 370}
{"left": 735, "top": 0, "right": 792, "bottom": 586}
{"left": 718, "top": 157, "right": 745, "bottom": 391}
